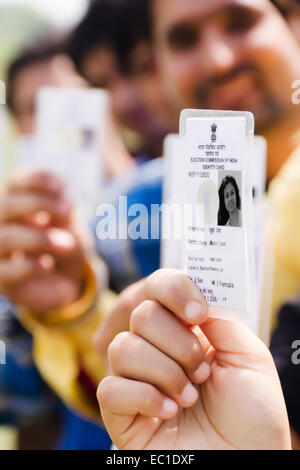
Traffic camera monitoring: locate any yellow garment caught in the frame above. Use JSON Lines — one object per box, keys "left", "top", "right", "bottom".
{"left": 19, "top": 263, "right": 116, "bottom": 422}
{"left": 269, "top": 144, "right": 300, "bottom": 326}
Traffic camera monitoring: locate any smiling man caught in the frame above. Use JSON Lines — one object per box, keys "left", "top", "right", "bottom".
{"left": 69, "top": 0, "right": 174, "bottom": 158}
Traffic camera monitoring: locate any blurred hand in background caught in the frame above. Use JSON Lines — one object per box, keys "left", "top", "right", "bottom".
{"left": 0, "top": 170, "right": 93, "bottom": 312}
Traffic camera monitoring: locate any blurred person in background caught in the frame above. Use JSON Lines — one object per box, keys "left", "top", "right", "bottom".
{"left": 6, "top": 36, "right": 84, "bottom": 137}
{"left": 0, "top": 170, "right": 114, "bottom": 449}
{"left": 6, "top": 36, "right": 133, "bottom": 178}
{"left": 1, "top": 37, "right": 116, "bottom": 450}
{"left": 0, "top": 0, "right": 170, "bottom": 449}
{"left": 1, "top": 3, "right": 171, "bottom": 445}
{"left": 69, "top": 0, "right": 174, "bottom": 159}
{"left": 69, "top": 0, "right": 175, "bottom": 291}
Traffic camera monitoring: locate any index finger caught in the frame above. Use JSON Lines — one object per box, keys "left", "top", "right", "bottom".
{"left": 94, "top": 269, "right": 208, "bottom": 357}
{"left": 145, "top": 269, "right": 208, "bottom": 325}
{"left": 0, "top": 192, "right": 70, "bottom": 224}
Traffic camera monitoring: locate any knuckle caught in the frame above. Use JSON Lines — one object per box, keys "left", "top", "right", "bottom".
{"left": 146, "top": 269, "right": 160, "bottom": 285}
{"left": 145, "top": 269, "right": 167, "bottom": 292}
{"left": 146, "top": 269, "right": 186, "bottom": 299}
{"left": 140, "top": 384, "right": 158, "bottom": 413}
{"left": 180, "top": 338, "right": 203, "bottom": 370}
{"left": 145, "top": 269, "right": 162, "bottom": 294}
{"left": 130, "top": 300, "right": 159, "bottom": 332}
{"left": 167, "top": 273, "right": 186, "bottom": 302}
{"left": 107, "top": 331, "right": 132, "bottom": 364}
{"left": 119, "top": 288, "right": 138, "bottom": 315}
{"left": 120, "top": 280, "right": 145, "bottom": 312}
{"left": 97, "top": 376, "right": 117, "bottom": 407}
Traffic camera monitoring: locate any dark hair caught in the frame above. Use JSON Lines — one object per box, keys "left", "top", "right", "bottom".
{"left": 117, "top": 0, "right": 152, "bottom": 74}
{"left": 69, "top": 0, "right": 152, "bottom": 79}
{"left": 270, "top": 0, "right": 289, "bottom": 17}
{"left": 68, "top": 1, "right": 129, "bottom": 76}
{"left": 218, "top": 175, "right": 241, "bottom": 226}
{"left": 6, "top": 35, "right": 67, "bottom": 114}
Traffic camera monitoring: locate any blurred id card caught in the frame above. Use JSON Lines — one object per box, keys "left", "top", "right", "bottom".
{"left": 36, "top": 87, "right": 109, "bottom": 221}
{"left": 180, "top": 110, "right": 256, "bottom": 324}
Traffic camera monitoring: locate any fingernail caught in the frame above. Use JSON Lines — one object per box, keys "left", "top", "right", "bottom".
{"left": 161, "top": 398, "right": 178, "bottom": 417}
{"left": 185, "top": 301, "right": 204, "bottom": 323}
{"left": 193, "top": 362, "right": 211, "bottom": 383}
{"left": 180, "top": 383, "right": 198, "bottom": 405}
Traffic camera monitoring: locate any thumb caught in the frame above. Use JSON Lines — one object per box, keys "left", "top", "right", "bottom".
{"left": 201, "top": 316, "right": 270, "bottom": 363}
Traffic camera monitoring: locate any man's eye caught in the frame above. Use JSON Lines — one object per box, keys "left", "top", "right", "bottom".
{"left": 225, "top": 11, "right": 261, "bottom": 34}
{"left": 167, "top": 25, "right": 199, "bottom": 51}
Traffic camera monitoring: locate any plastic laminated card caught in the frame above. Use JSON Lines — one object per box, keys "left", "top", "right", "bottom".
{"left": 36, "top": 87, "right": 109, "bottom": 222}
{"left": 180, "top": 109, "right": 256, "bottom": 324}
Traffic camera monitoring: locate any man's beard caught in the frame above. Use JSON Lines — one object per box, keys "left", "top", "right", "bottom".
{"left": 193, "top": 63, "right": 284, "bottom": 133}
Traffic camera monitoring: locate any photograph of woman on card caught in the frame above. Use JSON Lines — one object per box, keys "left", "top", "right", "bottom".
{"left": 218, "top": 173, "right": 242, "bottom": 228}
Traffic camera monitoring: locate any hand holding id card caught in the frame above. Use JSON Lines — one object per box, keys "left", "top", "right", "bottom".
{"left": 180, "top": 110, "right": 256, "bottom": 324}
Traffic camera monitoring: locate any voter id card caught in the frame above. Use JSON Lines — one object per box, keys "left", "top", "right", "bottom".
{"left": 180, "top": 109, "right": 256, "bottom": 324}
{"left": 36, "top": 87, "right": 109, "bottom": 221}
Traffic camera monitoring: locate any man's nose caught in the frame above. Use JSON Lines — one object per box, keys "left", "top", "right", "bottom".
{"left": 197, "top": 26, "right": 238, "bottom": 78}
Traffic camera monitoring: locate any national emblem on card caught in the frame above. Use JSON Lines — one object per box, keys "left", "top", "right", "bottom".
{"left": 211, "top": 123, "right": 217, "bottom": 142}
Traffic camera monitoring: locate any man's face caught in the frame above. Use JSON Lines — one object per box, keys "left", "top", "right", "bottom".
{"left": 81, "top": 44, "right": 172, "bottom": 138}
{"left": 152, "top": 0, "right": 300, "bottom": 131}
